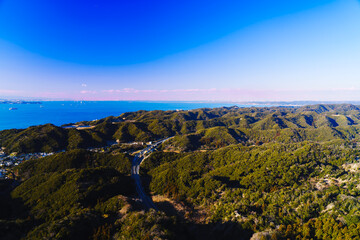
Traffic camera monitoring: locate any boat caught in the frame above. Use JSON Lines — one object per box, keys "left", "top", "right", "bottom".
{"left": 9, "top": 107, "right": 18, "bottom": 110}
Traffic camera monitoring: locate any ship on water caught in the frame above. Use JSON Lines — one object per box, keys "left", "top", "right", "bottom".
{"left": 9, "top": 107, "right": 18, "bottom": 110}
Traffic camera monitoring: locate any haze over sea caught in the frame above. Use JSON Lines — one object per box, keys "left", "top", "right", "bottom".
{"left": 0, "top": 101, "right": 272, "bottom": 131}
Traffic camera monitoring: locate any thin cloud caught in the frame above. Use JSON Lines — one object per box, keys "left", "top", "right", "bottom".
{"left": 330, "top": 87, "right": 359, "bottom": 91}
{"left": 102, "top": 88, "right": 218, "bottom": 94}
{"left": 0, "top": 89, "right": 22, "bottom": 94}
{"left": 80, "top": 90, "right": 97, "bottom": 94}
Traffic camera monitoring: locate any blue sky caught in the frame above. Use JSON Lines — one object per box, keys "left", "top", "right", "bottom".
{"left": 1, "top": 0, "right": 360, "bottom": 101}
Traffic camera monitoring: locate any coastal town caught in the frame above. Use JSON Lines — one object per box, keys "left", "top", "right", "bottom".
{"left": 0, "top": 148, "right": 55, "bottom": 179}
{"left": 0, "top": 139, "right": 154, "bottom": 180}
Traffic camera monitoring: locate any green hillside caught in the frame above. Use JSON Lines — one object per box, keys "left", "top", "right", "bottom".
{"left": 4, "top": 104, "right": 360, "bottom": 239}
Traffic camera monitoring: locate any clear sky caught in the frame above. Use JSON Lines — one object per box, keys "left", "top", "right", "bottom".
{"left": 1, "top": 0, "right": 360, "bottom": 101}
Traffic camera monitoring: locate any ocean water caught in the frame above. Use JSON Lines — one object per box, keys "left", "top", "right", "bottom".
{"left": 0, "top": 101, "right": 269, "bottom": 131}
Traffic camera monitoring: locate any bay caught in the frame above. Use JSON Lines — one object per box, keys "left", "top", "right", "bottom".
{"left": 0, "top": 101, "right": 271, "bottom": 131}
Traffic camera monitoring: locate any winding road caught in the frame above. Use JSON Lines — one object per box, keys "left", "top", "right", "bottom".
{"left": 131, "top": 137, "right": 173, "bottom": 210}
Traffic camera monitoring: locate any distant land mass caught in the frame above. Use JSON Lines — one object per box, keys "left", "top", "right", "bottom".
{"left": 0, "top": 100, "right": 42, "bottom": 104}
{"left": 2, "top": 104, "right": 360, "bottom": 239}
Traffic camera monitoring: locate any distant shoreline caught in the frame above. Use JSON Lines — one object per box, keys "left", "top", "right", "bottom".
{"left": 2, "top": 99, "right": 360, "bottom": 106}
{"left": 0, "top": 100, "right": 42, "bottom": 105}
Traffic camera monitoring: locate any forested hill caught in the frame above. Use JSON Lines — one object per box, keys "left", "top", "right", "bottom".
{"left": 2, "top": 104, "right": 360, "bottom": 154}
{"left": 4, "top": 104, "right": 360, "bottom": 239}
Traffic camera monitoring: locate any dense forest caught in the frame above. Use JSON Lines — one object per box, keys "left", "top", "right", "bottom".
{"left": 3, "top": 104, "right": 360, "bottom": 239}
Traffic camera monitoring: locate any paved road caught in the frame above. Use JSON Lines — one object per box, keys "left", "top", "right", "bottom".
{"left": 131, "top": 137, "right": 173, "bottom": 210}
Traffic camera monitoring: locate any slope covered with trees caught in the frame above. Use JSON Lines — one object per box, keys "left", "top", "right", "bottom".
{"left": 3, "top": 104, "right": 360, "bottom": 154}
{"left": 3, "top": 104, "right": 360, "bottom": 239}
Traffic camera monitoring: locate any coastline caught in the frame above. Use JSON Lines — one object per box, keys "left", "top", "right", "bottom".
{"left": 0, "top": 101, "right": 267, "bottom": 131}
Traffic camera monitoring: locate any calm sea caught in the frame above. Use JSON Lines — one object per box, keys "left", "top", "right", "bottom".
{"left": 0, "top": 101, "right": 269, "bottom": 131}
